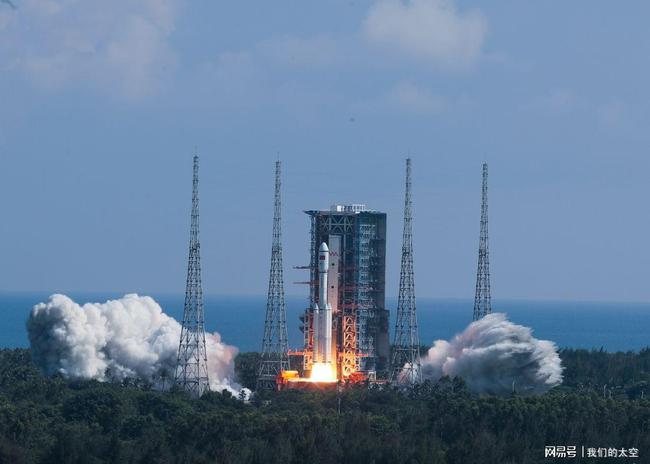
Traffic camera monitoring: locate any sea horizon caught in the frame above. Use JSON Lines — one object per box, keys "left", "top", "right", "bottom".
{"left": 3, "top": 291, "right": 649, "bottom": 354}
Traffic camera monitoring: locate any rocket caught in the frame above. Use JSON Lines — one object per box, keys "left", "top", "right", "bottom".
{"left": 312, "top": 242, "right": 333, "bottom": 364}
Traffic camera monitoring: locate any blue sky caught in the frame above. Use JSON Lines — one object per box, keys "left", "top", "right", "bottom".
{"left": 1, "top": 1, "right": 649, "bottom": 301}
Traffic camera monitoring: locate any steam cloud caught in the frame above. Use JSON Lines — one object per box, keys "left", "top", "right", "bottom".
{"left": 27, "top": 294, "right": 245, "bottom": 396}
{"left": 421, "top": 313, "right": 563, "bottom": 395}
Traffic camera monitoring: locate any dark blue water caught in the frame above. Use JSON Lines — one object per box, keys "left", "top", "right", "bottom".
{"left": 3, "top": 292, "right": 649, "bottom": 352}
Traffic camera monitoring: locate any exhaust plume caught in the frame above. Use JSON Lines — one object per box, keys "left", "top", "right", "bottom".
{"left": 421, "top": 313, "right": 563, "bottom": 395}
{"left": 27, "top": 294, "right": 246, "bottom": 396}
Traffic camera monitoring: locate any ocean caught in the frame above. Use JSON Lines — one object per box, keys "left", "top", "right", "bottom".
{"left": 3, "top": 292, "right": 649, "bottom": 353}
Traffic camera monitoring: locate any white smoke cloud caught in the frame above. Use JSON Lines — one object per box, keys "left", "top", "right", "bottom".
{"left": 27, "top": 294, "right": 246, "bottom": 396}
{"left": 421, "top": 313, "right": 563, "bottom": 395}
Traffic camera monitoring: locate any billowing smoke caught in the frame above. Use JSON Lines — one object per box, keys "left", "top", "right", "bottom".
{"left": 27, "top": 294, "right": 246, "bottom": 396}
{"left": 421, "top": 313, "right": 563, "bottom": 395}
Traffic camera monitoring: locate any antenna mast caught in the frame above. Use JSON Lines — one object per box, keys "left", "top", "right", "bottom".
{"left": 473, "top": 163, "right": 492, "bottom": 321}
{"left": 390, "top": 158, "right": 422, "bottom": 385}
{"left": 175, "top": 154, "right": 210, "bottom": 396}
{"left": 257, "top": 160, "right": 290, "bottom": 390}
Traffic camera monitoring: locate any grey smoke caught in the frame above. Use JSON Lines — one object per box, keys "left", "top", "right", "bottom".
{"left": 27, "top": 294, "right": 246, "bottom": 396}
{"left": 421, "top": 312, "right": 563, "bottom": 395}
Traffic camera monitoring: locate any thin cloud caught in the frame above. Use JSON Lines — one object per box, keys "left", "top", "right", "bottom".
{"left": 260, "top": 35, "right": 341, "bottom": 68}
{"left": 388, "top": 80, "right": 447, "bottom": 114}
{"left": 362, "top": 0, "right": 487, "bottom": 71}
{"left": 0, "top": 0, "right": 181, "bottom": 99}
{"left": 524, "top": 89, "right": 578, "bottom": 114}
{"left": 597, "top": 98, "right": 627, "bottom": 128}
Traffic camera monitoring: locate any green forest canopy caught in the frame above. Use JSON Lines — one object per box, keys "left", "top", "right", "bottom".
{"left": 0, "top": 348, "right": 649, "bottom": 464}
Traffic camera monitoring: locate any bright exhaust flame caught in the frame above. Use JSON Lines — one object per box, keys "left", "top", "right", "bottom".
{"left": 310, "top": 362, "right": 337, "bottom": 382}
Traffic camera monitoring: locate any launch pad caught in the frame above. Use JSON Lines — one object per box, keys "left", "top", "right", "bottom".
{"left": 298, "top": 206, "right": 388, "bottom": 384}
{"left": 256, "top": 162, "right": 413, "bottom": 392}
{"left": 272, "top": 204, "right": 389, "bottom": 389}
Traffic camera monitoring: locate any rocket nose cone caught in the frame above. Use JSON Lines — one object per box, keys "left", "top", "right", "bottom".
{"left": 319, "top": 242, "right": 329, "bottom": 252}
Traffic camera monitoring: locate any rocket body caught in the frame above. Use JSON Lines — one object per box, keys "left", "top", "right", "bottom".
{"left": 313, "top": 242, "right": 333, "bottom": 364}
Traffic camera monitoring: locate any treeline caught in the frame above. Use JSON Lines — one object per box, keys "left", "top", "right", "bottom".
{"left": 559, "top": 347, "right": 650, "bottom": 399}
{"left": 0, "top": 348, "right": 649, "bottom": 463}
{"left": 237, "top": 348, "right": 650, "bottom": 398}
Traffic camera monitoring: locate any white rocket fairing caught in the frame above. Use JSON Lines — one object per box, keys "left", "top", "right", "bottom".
{"left": 312, "top": 242, "right": 333, "bottom": 364}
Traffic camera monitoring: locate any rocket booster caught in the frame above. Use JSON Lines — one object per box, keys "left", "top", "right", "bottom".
{"left": 313, "top": 242, "right": 333, "bottom": 364}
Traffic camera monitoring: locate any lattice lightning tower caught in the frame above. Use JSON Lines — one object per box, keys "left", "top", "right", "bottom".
{"left": 390, "top": 157, "right": 422, "bottom": 385}
{"left": 175, "top": 154, "right": 210, "bottom": 397}
{"left": 473, "top": 162, "right": 492, "bottom": 321}
{"left": 257, "top": 160, "right": 290, "bottom": 390}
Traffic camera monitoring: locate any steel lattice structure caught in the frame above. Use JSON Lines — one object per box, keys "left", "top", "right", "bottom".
{"left": 473, "top": 163, "right": 492, "bottom": 321}
{"left": 175, "top": 154, "right": 210, "bottom": 397}
{"left": 390, "top": 158, "right": 422, "bottom": 385}
{"left": 257, "top": 160, "right": 290, "bottom": 390}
